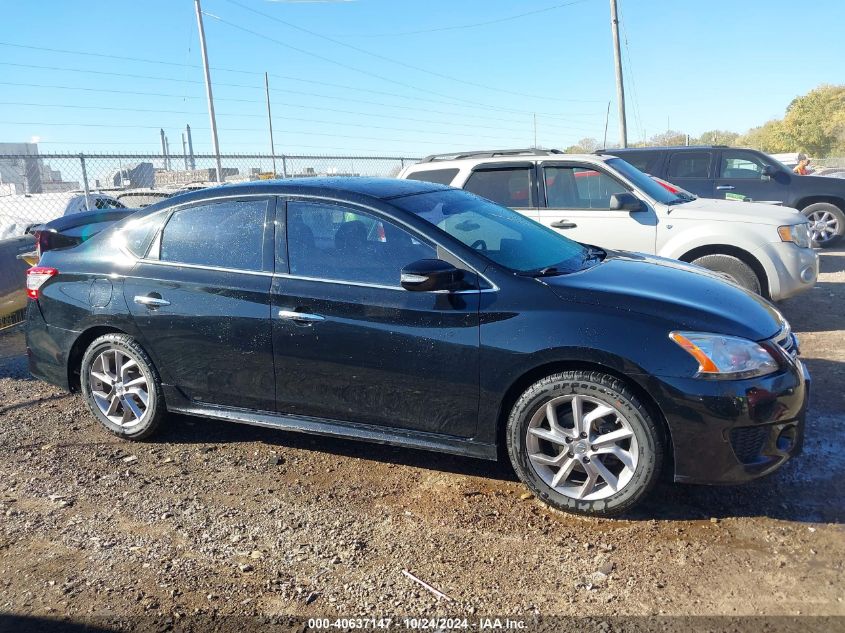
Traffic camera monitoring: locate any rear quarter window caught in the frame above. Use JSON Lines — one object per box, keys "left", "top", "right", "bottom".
{"left": 613, "top": 152, "right": 661, "bottom": 175}
{"left": 405, "top": 168, "right": 459, "bottom": 186}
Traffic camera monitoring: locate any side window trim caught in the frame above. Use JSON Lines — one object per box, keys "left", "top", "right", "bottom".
{"left": 277, "top": 195, "right": 493, "bottom": 292}
{"left": 538, "top": 161, "right": 632, "bottom": 210}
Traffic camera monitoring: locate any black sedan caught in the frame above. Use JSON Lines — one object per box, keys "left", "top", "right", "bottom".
{"left": 24, "top": 178, "right": 808, "bottom": 516}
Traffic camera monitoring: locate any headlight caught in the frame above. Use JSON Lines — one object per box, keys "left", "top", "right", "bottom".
{"left": 778, "top": 223, "right": 811, "bottom": 248}
{"left": 669, "top": 331, "right": 779, "bottom": 379}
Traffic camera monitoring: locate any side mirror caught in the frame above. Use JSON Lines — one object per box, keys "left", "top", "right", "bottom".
{"left": 401, "top": 259, "right": 466, "bottom": 292}
{"left": 761, "top": 164, "right": 777, "bottom": 180}
{"left": 609, "top": 192, "right": 644, "bottom": 212}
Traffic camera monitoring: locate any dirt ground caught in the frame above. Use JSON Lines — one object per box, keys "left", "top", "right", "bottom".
{"left": 0, "top": 247, "right": 843, "bottom": 630}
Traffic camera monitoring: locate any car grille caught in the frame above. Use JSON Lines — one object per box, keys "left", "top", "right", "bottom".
{"left": 729, "top": 426, "right": 769, "bottom": 464}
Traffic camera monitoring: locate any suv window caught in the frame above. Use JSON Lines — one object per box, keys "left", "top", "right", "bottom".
{"left": 287, "top": 201, "right": 435, "bottom": 287}
{"left": 668, "top": 152, "right": 712, "bottom": 179}
{"left": 544, "top": 166, "right": 628, "bottom": 209}
{"left": 464, "top": 167, "right": 534, "bottom": 207}
{"left": 720, "top": 151, "right": 768, "bottom": 179}
{"left": 406, "top": 168, "right": 458, "bottom": 186}
{"left": 159, "top": 199, "right": 268, "bottom": 271}
{"left": 614, "top": 151, "right": 659, "bottom": 175}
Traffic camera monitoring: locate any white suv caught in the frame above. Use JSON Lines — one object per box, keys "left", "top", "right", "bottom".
{"left": 397, "top": 149, "right": 818, "bottom": 301}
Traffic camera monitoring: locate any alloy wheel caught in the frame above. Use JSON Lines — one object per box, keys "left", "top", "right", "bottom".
{"left": 525, "top": 394, "right": 639, "bottom": 501}
{"left": 88, "top": 347, "right": 150, "bottom": 429}
{"left": 808, "top": 209, "right": 839, "bottom": 244}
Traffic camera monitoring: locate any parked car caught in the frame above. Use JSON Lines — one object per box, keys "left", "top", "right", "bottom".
{"left": 0, "top": 191, "right": 125, "bottom": 240}
{"left": 398, "top": 149, "right": 817, "bottom": 300}
{"left": 114, "top": 189, "right": 174, "bottom": 208}
{"left": 0, "top": 235, "right": 34, "bottom": 327}
{"left": 601, "top": 145, "right": 845, "bottom": 247}
{"left": 25, "top": 178, "right": 808, "bottom": 517}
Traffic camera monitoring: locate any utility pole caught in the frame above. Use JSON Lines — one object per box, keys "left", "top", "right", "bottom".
{"left": 194, "top": 0, "right": 223, "bottom": 183}
{"left": 609, "top": 0, "right": 627, "bottom": 148}
{"left": 265, "top": 72, "right": 277, "bottom": 176}
{"left": 533, "top": 113, "right": 537, "bottom": 148}
{"left": 603, "top": 100, "right": 611, "bottom": 148}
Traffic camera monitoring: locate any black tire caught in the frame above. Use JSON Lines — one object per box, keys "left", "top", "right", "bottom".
{"left": 802, "top": 202, "right": 845, "bottom": 248}
{"left": 80, "top": 333, "right": 165, "bottom": 440}
{"left": 690, "top": 253, "right": 763, "bottom": 296}
{"left": 506, "top": 371, "right": 662, "bottom": 517}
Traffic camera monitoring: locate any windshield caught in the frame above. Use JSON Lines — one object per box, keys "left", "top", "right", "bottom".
{"left": 392, "top": 189, "right": 601, "bottom": 275}
{"left": 606, "top": 157, "right": 687, "bottom": 205}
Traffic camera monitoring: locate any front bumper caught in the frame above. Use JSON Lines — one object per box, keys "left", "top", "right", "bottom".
{"left": 649, "top": 359, "right": 809, "bottom": 484}
{"left": 754, "top": 241, "right": 818, "bottom": 301}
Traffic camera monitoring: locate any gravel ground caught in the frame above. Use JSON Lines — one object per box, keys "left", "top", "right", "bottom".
{"left": 0, "top": 247, "right": 843, "bottom": 629}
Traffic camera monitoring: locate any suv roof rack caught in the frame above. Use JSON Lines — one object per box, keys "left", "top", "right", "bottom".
{"left": 594, "top": 144, "right": 731, "bottom": 153}
{"left": 419, "top": 148, "right": 565, "bottom": 163}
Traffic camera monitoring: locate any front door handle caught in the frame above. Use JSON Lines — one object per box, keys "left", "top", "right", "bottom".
{"left": 134, "top": 295, "right": 170, "bottom": 308}
{"left": 550, "top": 220, "right": 577, "bottom": 229}
{"left": 716, "top": 185, "right": 735, "bottom": 191}
{"left": 278, "top": 309, "right": 325, "bottom": 324}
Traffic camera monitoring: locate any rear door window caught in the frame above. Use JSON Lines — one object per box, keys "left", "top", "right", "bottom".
{"left": 667, "top": 152, "right": 713, "bottom": 179}
{"left": 159, "top": 199, "right": 269, "bottom": 271}
{"left": 464, "top": 166, "right": 535, "bottom": 208}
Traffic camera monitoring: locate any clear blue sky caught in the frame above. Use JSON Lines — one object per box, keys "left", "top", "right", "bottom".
{"left": 0, "top": 0, "right": 843, "bottom": 157}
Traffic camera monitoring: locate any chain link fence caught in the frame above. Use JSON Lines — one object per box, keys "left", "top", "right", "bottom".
{"left": 0, "top": 152, "right": 420, "bottom": 239}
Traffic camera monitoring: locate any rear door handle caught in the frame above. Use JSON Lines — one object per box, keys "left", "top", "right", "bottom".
{"left": 134, "top": 295, "right": 170, "bottom": 308}
{"left": 716, "top": 185, "right": 735, "bottom": 190}
{"left": 278, "top": 309, "right": 325, "bottom": 324}
{"left": 550, "top": 220, "right": 577, "bottom": 229}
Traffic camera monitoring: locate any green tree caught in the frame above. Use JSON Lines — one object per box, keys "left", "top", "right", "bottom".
{"left": 648, "top": 130, "right": 688, "bottom": 146}
{"left": 695, "top": 130, "right": 740, "bottom": 146}
{"left": 781, "top": 84, "right": 845, "bottom": 156}
{"left": 736, "top": 120, "right": 792, "bottom": 153}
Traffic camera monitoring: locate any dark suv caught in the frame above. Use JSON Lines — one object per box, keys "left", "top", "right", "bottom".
{"left": 603, "top": 146, "right": 845, "bottom": 246}
{"left": 24, "top": 178, "right": 808, "bottom": 517}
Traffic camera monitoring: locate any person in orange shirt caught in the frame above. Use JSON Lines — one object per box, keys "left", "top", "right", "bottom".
{"left": 793, "top": 153, "right": 812, "bottom": 175}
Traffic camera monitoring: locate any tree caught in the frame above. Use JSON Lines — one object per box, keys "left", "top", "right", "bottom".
{"left": 565, "top": 137, "right": 601, "bottom": 153}
{"left": 648, "top": 130, "right": 688, "bottom": 146}
{"left": 736, "top": 120, "right": 791, "bottom": 153}
{"left": 781, "top": 84, "right": 845, "bottom": 156}
{"left": 695, "top": 130, "right": 740, "bottom": 146}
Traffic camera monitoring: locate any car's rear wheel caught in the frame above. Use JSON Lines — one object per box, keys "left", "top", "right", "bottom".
{"left": 506, "top": 371, "right": 662, "bottom": 517}
{"left": 802, "top": 202, "right": 844, "bottom": 247}
{"left": 80, "top": 334, "right": 165, "bottom": 440}
{"left": 690, "top": 253, "right": 763, "bottom": 296}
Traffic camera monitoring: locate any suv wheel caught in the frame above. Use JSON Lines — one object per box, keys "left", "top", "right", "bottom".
{"left": 506, "top": 371, "right": 662, "bottom": 517}
{"left": 803, "top": 202, "right": 844, "bottom": 247}
{"left": 80, "top": 334, "right": 165, "bottom": 440}
{"left": 690, "top": 254, "right": 762, "bottom": 296}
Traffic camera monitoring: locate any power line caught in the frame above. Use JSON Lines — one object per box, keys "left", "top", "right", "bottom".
{"left": 618, "top": 6, "right": 645, "bottom": 143}
{"left": 0, "top": 42, "right": 604, "bottom": 123}
{"left": 220, "top": 0, "right": 604, "bottom": 104}
{"left": 0, "top": 100, "right": 600, "bottom": 136}
{"left": 332, "top": 0, "right": 594, "bottom": 38}
{"left": 0, "top": 80, "right": 602, "bottom": 134}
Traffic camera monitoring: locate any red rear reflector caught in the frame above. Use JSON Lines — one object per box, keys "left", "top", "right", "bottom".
{"left": 26, "top": 266, "right": 58, "bottom": 300}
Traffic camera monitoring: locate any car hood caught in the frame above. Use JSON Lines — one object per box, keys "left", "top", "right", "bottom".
{"left": 667, "top": 198, "right": 804, "bottom": 225}
{"left": 542, "top": 251, "right": 783, "bottom": 341}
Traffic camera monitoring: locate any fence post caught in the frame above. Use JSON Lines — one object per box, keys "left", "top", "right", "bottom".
{"left": 400, "top": 158, "right": 405, "bottom": 169}
{"left": 79, "top": 153, "right": 92, "bottom": 210}
{"left": 281, "top": 155, "right": 288, "bottom": 179}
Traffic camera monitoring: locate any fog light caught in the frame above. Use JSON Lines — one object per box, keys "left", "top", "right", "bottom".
{"left": 776, "top": 426, "right": 796, "bottom": 452}
{"left": 800, "top": 266, "right": 814, "bottom": 283}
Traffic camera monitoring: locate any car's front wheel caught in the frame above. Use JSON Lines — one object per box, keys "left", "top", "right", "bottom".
{"left": 802, "top": 202, "right": 844, "bottom": 247}
{"left": 506, "top": 371, "right": 662, "bottom": 517}
{"left": 80, "top": 333, "right": 165, "bottom": 440}
{"left": 690, "top": 253, "right": 763, "bottom": 296}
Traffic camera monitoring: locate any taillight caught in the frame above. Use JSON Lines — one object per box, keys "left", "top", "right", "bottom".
{"left": 26, "top": 267, "right": 58, "bottom": 300}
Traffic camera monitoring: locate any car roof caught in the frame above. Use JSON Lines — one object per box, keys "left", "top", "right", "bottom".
{"left": 404, "top": 153, "right": 613, "bottom": 171}
{"left": 600, "top": 145, "right": 732, "bottom": 153}
{"left": 154, "top": 177, "right": 449, "bottom": 208}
